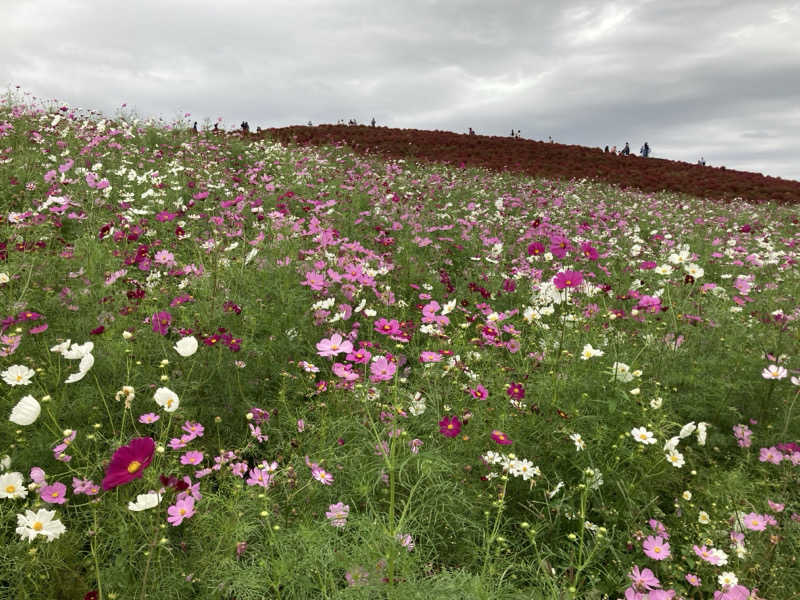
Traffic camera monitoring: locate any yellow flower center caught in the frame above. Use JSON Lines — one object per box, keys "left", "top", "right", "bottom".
{"left": 127, "top": 460, "right": 142, "bottom": 473}
{"left": 16, "top": 375, "right": 22, "bottom": 382}
{"left": 51, "top": 491, "right": 59, "bottom": 498}
{"left": 179, "top": 508, "right": 186, "bottom": 515}
{"left": 33, "top": 521, "right": 43, "bottom": 531}
{"left": 5, "top": 484, "right": 15, "bottom": 493}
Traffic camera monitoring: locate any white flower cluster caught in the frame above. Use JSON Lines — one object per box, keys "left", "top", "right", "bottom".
{"left": 483, "top": 451, "right": 541, "bottom": 481}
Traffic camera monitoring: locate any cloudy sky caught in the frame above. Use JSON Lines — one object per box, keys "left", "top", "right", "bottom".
{"left": 3, "top": 0, "right": 799, "bottom": 180}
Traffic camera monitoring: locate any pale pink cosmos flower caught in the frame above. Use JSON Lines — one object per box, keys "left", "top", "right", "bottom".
{"left": 325, "top": 502, "right": 350, "bottom": 527}
{"left": 759, "top": 446, "right": 783, "bottom": 464}
{"left": 642, "top": 535, "right": 671, "bottom": 560}
{"left": 762, "top": 364, "right": 787, "bottom": 380}
{"left": 316, "top": 333, "right": 352, "bottom": 358}
{"left": 40, "top": 482, "right": 67, "bottom": 504}
{"left": 370, "top": 356, "right": 397, "bottom": 382}
{"left": 312, "top": 465, "right": 334, "bottom": 485}
{"left": 167, "top": 496, "right": 195, "bottom": 526}
{"left": 767, "top": 500, "right": 785, "bottom": 512}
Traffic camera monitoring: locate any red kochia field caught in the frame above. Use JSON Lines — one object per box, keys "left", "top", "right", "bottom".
{"left": 263, "top": 124, "right": 800, "bottom": 205}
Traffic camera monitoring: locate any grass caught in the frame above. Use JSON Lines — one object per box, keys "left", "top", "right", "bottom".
{"left": 0, "top": 91, "right": 798, "bottom": 600}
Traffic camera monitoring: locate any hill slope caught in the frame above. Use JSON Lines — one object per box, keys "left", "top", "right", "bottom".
{"left": 262, "top": 124, "right": 800, "bottom": 205}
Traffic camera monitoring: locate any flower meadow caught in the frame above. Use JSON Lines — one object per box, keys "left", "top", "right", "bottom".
{"left": 0, "top": 91, "right": 799, "bottom": 600}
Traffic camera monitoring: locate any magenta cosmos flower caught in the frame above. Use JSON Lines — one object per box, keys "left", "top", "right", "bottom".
{"left": 491, "top": 430, "right": 513, "bottom": 445}
{"left": 553, "top": 270, "right": 584, "bottom": 290}
{"left": 102, "top": 437, "right": 155, "bottom": 490}
{"left": 439, "top": 415, "right": 461, "bottom": 438}
{"left": 151, "top": 311, "right": 172, "bottom": 335}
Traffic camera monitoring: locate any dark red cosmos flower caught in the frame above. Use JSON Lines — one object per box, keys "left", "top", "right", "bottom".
{"left": 102, "top": 437, "right": 155, "bottom": 491}
{"left": 438, "top": 415, "right": 461, "bottom": 438}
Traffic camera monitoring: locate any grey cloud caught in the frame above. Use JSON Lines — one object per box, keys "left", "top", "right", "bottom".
{"left": 2, "top": 0, "right": 798, "bottom": 180}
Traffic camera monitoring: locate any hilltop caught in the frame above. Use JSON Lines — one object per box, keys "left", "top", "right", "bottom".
{"left": 260, "top": 124, "right": 800, "bottom": 205}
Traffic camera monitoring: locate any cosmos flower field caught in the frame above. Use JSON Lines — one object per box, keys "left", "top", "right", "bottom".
{"left": 0, "top": 94, "right": 798, "bottom": 600}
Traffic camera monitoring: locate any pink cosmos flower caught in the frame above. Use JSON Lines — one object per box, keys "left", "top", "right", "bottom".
{"left": 759, "top": 446, "right": 783, "bottom": 464}
{"left": 742, "top": 512, "right": 767, "bottom": 531}
{"left": 628, "top": 565, "right": 660, "bottom": 591}
{"left": 553, "top": 270, "right": 583, "bottom": 290}
{"left": 409, "top": 438, "right": 423, "bottom": 454}
{"left": 374, "top": 318, "right": 402, "bottom": 336}
{"left": 167, "top": 496, "right": 196, "bottom": 526}
{"left": 491, "top": 430, "right": 513, "bottom": 445}
{"left": 332, "top": 362, "right": 359, "bottom": 381}
{"left": 693, "top": 544, "right": 722, "bottom": 565}
{"left": 369, "top": 356, "right": 397, "bottom": 382}
{"left": 468, "top": 384, "right": 489, "bottom": 400}
{"left": 40, "top": 482, "right": 68, "bottom": 504}
{"left": 180, "top": 451, "right": 204, "bottom": 466}
{"left": 642, "top": 535, "right": 671, "bottom": 560}
{"left": 713, "top": 585, "right": 750, "bottom": 600}
{"left": 506, "top": 382, "right": 525, "bottom": 400}
{"left": 182, "top": 421, "right": 204, "bottom": 438}
{"left": 246, "top": 468, "right": 273, "bottom": 488}
{"left": 312, "top": 466, "right": 334, "bottom": 485}
{"left": 346, "top": 348, "right": 371, "bottom": 363}
{"left": 419, "top": 351, "right": 442, "bottom": 363}
{"left": 151, "top": 311, "right": 172, "bottom": 335}
{"left": 767, "top": 499, "right": 785, "bottom": 512}
{"left": 325, "top": 502, "right": 350, "bottom": 527}
{"left": 439, "top": 415, "right": 461, "bottom": 438}
{"left": 102, "top": 437, "right": 155, "bottom": 491}
{"left": 316, "top": 333, "right": 353, "bottom": 358}
{"left": 685, "top": 573, "right": 701, "bottom": 587}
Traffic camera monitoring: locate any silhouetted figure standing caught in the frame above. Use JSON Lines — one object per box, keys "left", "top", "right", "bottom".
{"left": 640, "top": 142, "right": 650, "bottom": 158}
{"left": 241, "top": 121, "right": 249, "bottom": 133}
{"left": 371, "top": 117, "right": 376, "bottom": 127}
{"left": 469, "top": 127, "right": 475, "bottom": 135}
{"left": 192, "top": 121, "right": 198, "bottom": 133}
{"left": 604, "top": 145, "right": 609, "bottom": 153}
{"left": 621, "top": 142, "right": 630, "bottom": 156}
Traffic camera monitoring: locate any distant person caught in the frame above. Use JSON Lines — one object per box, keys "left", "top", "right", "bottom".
{"left": 213, "top": 123, "right": 218, "bottom": 131}
{"left": 621, "top": 142, "right": 630, "bottom": 156}
{"left": 240, "top": 121, "right": 249, "bottom": 133}
{"left": 697, "top": 156, "right": 706, "bottom": 166}
{"left": 640, "top": 142, "right": 650, "bottom": 157}
{"left": 371, "top": 117, "right": 376, "bottom": 127}
{"left": 548, "top": 135, "right": 553, "bottom": 143}
{"left": 192, "top": 121, "right": 197, "bottom": 133}
{"left": 611, "top": 145, "right": 617, "bottom": 154}
{"left": 469, "top": 127, "right": 475, "bottom": 135}
{"left": 604, "top": 145, "right": 609, "bottom": 153}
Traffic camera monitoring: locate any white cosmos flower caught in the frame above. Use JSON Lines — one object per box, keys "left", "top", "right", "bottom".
{"left": 128, "top": 491, "right": 162, "bottom": 511}
{"left": 0, "top": 472, "right": 28, "bottom": 499}
{"left": 580, "top": 344, "right": 604, "bottom": 360}
{"left": 173, "top": 336, "right": 198, "bottom": 357}
{"left": 611, "top": 362, "right": 634, "bottom": 383}
{"left": 64, "top": 353, "right": 94, "bottom": 384}
{"left": 663, "top": 436, "right": 681, "bottom": 452}
{"left": 631, "top": 427, "right": 656, "bottom": 445}
{"left": 2, "top": 365, "right": 35, "bottom": 386}
{"left": 718, "top": 572, "right": 738, "bottom": 587}
{"left": 49, "top": 339, "right": 71, "bottom": 354}
{"left": 154, "top": 387, "right": 179, "bottom": 412}
{"left": 16, "top": 508, "right": 66, "bottom": 542}
{"left": 0, "top": 272, "right": 9, "bottom": 284}
{"left": 679, "top": 421, "right": 697, "bottom": 438}
{"left": 9, "top": 395, "right": 40, "bottom": 425}
{"left": 666, "top": 449, "right": 685, "bottom": 468}
{"left": 762, "top": 364, "right": 787, "bottom": 380}
{"left": 61, "top": 341, "right": 94, "bottom": 360}
{"left": 696, "top": 422, "right": 709, "bottom": 446}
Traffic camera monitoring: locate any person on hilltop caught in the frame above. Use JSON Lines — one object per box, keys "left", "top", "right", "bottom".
{"left": 604, "top": 145, "right": 609, "bottom": 153}
{"left": 192, "top": 121, "right": 197, "bottom": 133}
{"left": 640, "top": 142, "right": 650, "bottom": 157}
{"left": 621, "top": 142, "right": 630, "bottom": 156}
{"left": 371, "top": 117, "right": 376, "bottom": 127}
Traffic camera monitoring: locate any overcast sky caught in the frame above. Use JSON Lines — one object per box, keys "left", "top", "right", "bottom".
{"left": 3, "top": 0, "right": 799, "bottom": 181}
